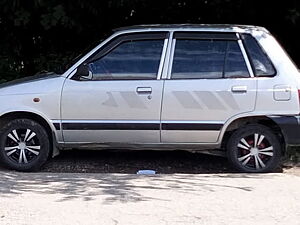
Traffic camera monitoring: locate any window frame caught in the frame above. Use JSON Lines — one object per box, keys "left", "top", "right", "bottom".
{"left": 167, "top": 32, "right": 254, "bottom": 80}
{"left": 72, "top": 32, "right": 169, "bottom": 81}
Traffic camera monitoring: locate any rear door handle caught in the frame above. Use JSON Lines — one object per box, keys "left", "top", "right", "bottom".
{"left": 231, "top": 86, "right": 247, "bottom": 93}
{"left": 136, "top": 87, "right": 152, "bottom": 94}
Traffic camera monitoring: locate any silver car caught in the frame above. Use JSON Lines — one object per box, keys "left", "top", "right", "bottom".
{"left": 0, "top": 24, "right": 299, "bottom": 172}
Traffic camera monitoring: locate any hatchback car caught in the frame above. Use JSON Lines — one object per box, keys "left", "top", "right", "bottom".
{"left": 0, "top": 24, "right": 300, "bottom": 172}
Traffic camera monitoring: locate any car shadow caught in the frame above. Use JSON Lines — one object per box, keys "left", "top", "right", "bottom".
{"left": 42, "top": 150, "right": 234, "bottom": 174}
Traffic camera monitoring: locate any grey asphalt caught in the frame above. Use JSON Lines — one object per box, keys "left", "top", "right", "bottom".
{"left": 1, "top": 170, "right": 300, "bottom": 225}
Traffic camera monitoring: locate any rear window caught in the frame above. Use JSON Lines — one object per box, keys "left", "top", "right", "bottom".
{"left": 225, "top": 41, "right": 250, "bottom": 78}
{"left": 241, "top": 34, "right": 276, "bottom": 77}
{"left": 171, "top": 39, "right": 249, "bottom": 79}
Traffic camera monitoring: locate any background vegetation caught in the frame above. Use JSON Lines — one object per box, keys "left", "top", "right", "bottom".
{"left": 0, "top": 0, "right": 299, "bottom": 83}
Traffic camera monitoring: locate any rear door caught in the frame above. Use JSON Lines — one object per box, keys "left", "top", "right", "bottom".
{"left": 161, "top": 32, "right": 257, "bottom": 143}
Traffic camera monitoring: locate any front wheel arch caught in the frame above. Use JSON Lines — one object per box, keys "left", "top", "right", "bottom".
{"left": 0, "top": 111, "right": 58, "bottom": 157}
{"left": 0, "top": 118, "right": 51, "bottom": 171}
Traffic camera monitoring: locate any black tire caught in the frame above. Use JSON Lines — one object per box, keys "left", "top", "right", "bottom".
{"left": 226, "top": 124, "right": 282, "bottom": 173}
{"left": 0, "top": 119, "right": 50, "bottom": 171}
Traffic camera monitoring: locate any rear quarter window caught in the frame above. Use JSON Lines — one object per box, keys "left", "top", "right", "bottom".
{"left": 241, "top": 34, "right": 276, "bottom": 77}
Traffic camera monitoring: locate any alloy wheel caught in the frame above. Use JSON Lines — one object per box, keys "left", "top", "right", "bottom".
{"left": 4, "top": 128, "right": 41, "bottom": 164}
{"left": 237, "top": 133, "right": 274, "bottom": 170}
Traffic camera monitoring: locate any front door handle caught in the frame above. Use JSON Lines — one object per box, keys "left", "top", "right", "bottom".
{"left": 136, "top": 87, "right": 152, "bottom": 94}
{"left": 231, "top": 86, "right": 247, "bottom": 93}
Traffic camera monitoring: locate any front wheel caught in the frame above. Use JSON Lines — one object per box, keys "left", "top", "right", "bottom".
{"left": 226, "top": 124, "right": 282, "bottom": 173}
{"left": 0, "top": 119, "right": 50, "bottom": 171}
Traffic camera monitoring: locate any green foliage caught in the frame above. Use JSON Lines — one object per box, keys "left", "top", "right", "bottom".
{"left": 286, "top": 147, "right": 300, "bottom": 163}
{"left": 40, "top": 5, "right": 70, "bottom": 30}
{"left": 287, "top": 8, "right": 300, "bottom": 24}
{"left": 0, "top": 0, "right": 299, "bottom": 83}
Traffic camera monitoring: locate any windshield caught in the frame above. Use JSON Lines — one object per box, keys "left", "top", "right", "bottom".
{"left": 55, "top": 32, "right": 112, "bottom": 74}
{"left": 54, "top": 43, "right": 99, "bottom": 74}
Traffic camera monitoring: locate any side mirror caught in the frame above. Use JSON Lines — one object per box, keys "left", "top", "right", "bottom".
{"left": 74, "top": 64, "right": 93, "bottom": 80}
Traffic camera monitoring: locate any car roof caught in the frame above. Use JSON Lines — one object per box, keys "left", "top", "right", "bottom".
{"left": 113, "top": 24, "right": 269, "bottom": 34}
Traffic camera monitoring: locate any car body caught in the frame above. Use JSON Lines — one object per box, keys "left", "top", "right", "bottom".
{"left": 0, "top": 24, "right": 300, "bottom": 172}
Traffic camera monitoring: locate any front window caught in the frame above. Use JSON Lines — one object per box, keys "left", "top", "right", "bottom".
{"left": 88, "top": 40, "right": 164, "bottom": 80}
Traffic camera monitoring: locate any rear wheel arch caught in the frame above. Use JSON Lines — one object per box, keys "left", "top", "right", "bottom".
{"left": 226, "top": 123, "right": 282, "bottom": 172}
{"left": 221, "top": 116, "right": 285, "bottom": 154}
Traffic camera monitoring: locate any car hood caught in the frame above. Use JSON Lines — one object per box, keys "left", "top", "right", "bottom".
{"left": 0, "top": 73, "right": 60, "bottom": 89}
{"left": 0, "top": 72, "right": 65, "bottom": 96}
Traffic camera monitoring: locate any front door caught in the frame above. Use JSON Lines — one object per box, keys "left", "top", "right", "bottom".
{"left": 61, "top": 33, "right": 168, "bottom": 143}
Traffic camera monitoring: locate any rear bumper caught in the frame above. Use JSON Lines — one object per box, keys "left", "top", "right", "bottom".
{"left": 268, "top": 116, "right": 300, "bottom": 146}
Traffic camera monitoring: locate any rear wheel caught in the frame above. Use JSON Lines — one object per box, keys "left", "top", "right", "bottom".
{"left": 226, "top": 124, "right": 282, "bottom": 173}
{"left": 0, "top": 119, "right": 50, "bottom": 171}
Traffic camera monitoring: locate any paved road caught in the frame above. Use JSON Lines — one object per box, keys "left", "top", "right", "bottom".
{"left": 1, "top": 170, "right": 300, "bottom": 225}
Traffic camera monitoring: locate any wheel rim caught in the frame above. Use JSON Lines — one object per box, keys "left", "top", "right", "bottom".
{"left": 237, "top": 133, "right": 274, "bottom": 170}
{"left": 4, "top": 128, "right": 41, "bottom": 164}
